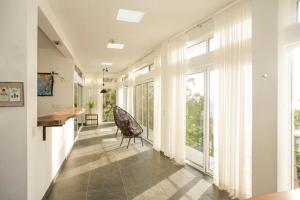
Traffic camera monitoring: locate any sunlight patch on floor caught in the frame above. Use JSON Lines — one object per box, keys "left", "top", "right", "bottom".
{"left": 133, "top": 168, "right": 212, "bottom": 200}
{"left": 57, "top": 128, "right": 150, "bottom": 181}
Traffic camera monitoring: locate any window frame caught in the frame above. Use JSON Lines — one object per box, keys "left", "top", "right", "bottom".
{"left": 185, "top": 66, "right": 216, "bottom": 176}
{"left": 134, "top": 80, "right": 155, "bottom": 143}
{"left": 297, "top": 0, "right": 300, "bottom": 23}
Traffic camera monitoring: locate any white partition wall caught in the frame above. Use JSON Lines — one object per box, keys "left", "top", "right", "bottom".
{"left": 252, "top": 0, "right": 279, "bottom": 196}
{"left": 0, "top": 0, "right": 37, "bottom": 199}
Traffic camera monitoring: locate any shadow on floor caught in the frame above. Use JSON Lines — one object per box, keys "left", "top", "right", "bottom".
{"left": 81, "top": 122, "right": 116, "bottom": 132}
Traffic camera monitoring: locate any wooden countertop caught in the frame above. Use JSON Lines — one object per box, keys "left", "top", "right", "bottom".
{"left": 249, "top": 189, "right": 300, "bottom": 200}
{"left": 38, "top": 107, "right": 85, "bottom": 127}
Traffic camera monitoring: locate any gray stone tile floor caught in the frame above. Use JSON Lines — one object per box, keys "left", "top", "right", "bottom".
{"left": 45, "top": 126, "right": 232, "bottom": 200}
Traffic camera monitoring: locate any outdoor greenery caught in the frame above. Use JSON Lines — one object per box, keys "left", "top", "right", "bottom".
{"left": 295, "top": 110, "right": 300, "bottom": 130}
{"left": 209, "top": 115, "right": 214, "bottom": 157}
{"left": 87, "top": 101, "right": 95, "bottom": 114}
{"left": 294, "top": 110, "right": 300, "bottom": 185}
{"left": 186, "top": 92, "right": 204, "bottom": 151}
{"left": 103, "top": 89, "right": 116, "bottom": 122}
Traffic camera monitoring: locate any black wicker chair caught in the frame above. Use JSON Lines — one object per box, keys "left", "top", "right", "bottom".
{"left": 113, "top": 106, "right": 143, "bottom": 148}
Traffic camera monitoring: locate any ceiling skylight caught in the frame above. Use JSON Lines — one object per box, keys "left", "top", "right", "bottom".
{"left": 107, "top": 43, "right": 124, "bottom": 49}
{"left": 117, "top": 9, "right": 145, "bottom": 23}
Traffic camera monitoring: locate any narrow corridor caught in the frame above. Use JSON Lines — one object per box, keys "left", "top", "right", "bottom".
{"left": 45, "top": 126, "right": 231, "bottom": 200}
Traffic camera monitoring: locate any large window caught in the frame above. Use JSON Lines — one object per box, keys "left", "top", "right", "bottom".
{"left": 135, "top": 81, "right": 154, "bottom": 141}
{"left": 186, "top": 41, "right": 207, "bottom": 59}
{"left": 186, "top": 37, "right": 216, "bottom": 59}
{"left": 292, "top": 48, "right": 300, "bottom": 188}
{"left": 185, "top": 69, "right": 217, "bottom": 174}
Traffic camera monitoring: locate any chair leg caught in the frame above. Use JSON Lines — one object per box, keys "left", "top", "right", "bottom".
{"left": 120, "top": 136, "right": 124, "bottom": 146}
{"left": 134, "top": 136, "right": 135, "bottom": 143}
{"left": 140, "top": 137, "right": 143, "bottom": 146}
{"left": 127, "top": 138, "right": 131, "bottom": 149}
{"left": 115, "top": 128, "right": 118, "bottom": 136}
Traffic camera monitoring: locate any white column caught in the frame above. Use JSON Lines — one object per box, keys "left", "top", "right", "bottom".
{"left": 252, "top": 0, "right": 279, "bottom": 196}
{"left": 0, "top": 0, "right": 37, "bottom": 200}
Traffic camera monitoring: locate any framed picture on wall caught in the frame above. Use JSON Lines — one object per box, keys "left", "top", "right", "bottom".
{"left": 37, "top": 73, "right": 54, "bottom": 96}
{"left": 0, "top": 82, "right": 24, "bottom": 107}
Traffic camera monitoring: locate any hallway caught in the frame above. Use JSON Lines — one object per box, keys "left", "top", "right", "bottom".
{"left": 45, "top": 127, "right": 231, "bottom": 200}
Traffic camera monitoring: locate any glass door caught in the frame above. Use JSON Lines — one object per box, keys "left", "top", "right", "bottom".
{"left": 185, "top": 70, "right": 217, "bottom": 174}
{"left": 135, "top": 81, "right": 154, "bottom": 142}
{"left": 186, "top": 72, "right": 205, "bottom": 167}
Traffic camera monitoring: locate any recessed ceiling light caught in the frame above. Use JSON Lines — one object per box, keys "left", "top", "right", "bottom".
{"left": 101, "top": 62, "right": 112, "bottom": 66}
{"left": 117, "top": 9, "right": 145, "bottom": 23}
{"left": 107, "top": 43, "right": 124, "bottom": 49}
{"left": 102, "top": 62, "right": 112, "bottom": 66}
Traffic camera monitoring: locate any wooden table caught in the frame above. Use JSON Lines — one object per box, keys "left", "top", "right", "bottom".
{"left": 249, "top": 189, "right": 300, "bottom": 200}
{"left": 38, "top": 107, "right": 85, "bottom": 141}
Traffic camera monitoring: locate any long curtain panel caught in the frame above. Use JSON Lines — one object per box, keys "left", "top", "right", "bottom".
{"left": 213, "top": 1, "right": 252, "bottom": 199}
{"left": 127, "top": 68, "right": 135, "bottom": 116}
{"left": 153, "top": 51, "right": 162, "bottom": 151}
{"left": 160, "top": 36, "right": 187, "bottom": 164}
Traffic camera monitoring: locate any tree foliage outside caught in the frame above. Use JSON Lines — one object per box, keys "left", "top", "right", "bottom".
{"left": 294, "top": 110, "right": 300, "bottom": 186}
{"left": 295, "top": 136, "right": 300, "bottom": 186}
{"left": 186, "top": 88, "right": 204, "bottom": 151}
{"left": 295, "top": 110, "right": 300, "bottom": 130}
{"left": 103, "top": 89, "right": 116, "bottom": 122}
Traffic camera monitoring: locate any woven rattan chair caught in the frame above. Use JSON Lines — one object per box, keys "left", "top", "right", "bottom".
{"left": 113, "top": 106, "right": 143, "bottom": 148}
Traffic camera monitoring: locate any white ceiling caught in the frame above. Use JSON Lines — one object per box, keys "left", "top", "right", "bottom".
{"left": 47, "top": 0, "right": 234, "bottom": 73}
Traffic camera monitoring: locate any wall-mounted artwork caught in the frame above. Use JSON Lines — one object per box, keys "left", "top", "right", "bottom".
{"left": 38, "top": 73, "right": 54, "bottom": 96}
{"left": 0, "top": 82, "right": 24, "bottom": 107}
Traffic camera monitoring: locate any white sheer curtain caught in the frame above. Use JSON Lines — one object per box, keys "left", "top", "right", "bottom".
{"left": 160, "top": 36, "right": 187, "bottom": 164}
{"left": 153, "top": 50, "right": 162, "bottom": 151}
{"left": 127, "top": 68, "right": 135, "bottom": 116}
{"left": 213, "top": 1, "right": 252, "bottom": 199}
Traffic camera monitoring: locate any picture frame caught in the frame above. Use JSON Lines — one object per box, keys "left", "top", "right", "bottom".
{"left": 37, "top": 73, "right": 54, "bottom": 96}
{"left": 0, "top": 82, "right": 24, "bottom": 107}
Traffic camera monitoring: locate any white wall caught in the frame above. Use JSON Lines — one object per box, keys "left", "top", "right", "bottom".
{"left": 0, "top": 0, "right": 37, "bottom": 199}
{"left": 252, "top": 0, "right": 279, "bottom": 196}
{"left": 37, "top": 29, "right": 74, "bottom": 116}
{"left": 29, "top": 119, "right": 74, "bottom": 200}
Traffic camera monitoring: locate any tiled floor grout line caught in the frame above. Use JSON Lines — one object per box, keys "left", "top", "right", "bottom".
{"left": 85, "top": 160, "right": 92, "bottom": 200}
{"left": 45, "top": 127, "right": 231, "bottom": 200}
{"left": 117, "top": 162, "right": 129, "bottom": 200}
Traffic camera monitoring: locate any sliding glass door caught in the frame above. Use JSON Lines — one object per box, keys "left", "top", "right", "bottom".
{"left": 135, "top": 81, "right": 154, "bottom": 142}
{"left": 185, "top": 70, "right": 217, "bottom": 174}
